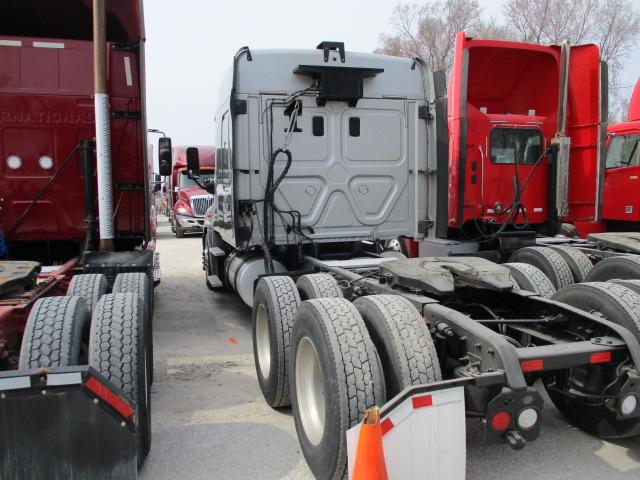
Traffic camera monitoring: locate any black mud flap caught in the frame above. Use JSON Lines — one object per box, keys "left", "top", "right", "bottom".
{"left": 0, "top": 366, "right": 137, "bottom": 480}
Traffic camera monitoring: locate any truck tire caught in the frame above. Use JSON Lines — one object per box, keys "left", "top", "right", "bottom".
{"left": 252, "top": 276, "right": 300, "bottom": 408}
{"left": 507, "top": 246, "right": 574, "bottom": 289}
{"left": 296, "top": 273, "right": 343, "bottom": 300}
{"left": 611, "top": 279, "right": 640, "bottom": 296}
{"left": 548, "top": 246, "right": 593, "bottom": 283}
{"left": 503, "top": 262, "right": 556, "bottom": 298}
{"left": 19, "top": 296, "right": 90, "bottom": 369}
{"left": 113, "top": 273, "right": 154, "bottom": 384}
{"left": 290, "top": 298, "right": 385, "bottom": 480}
{"left": 66, "top": 273, "right": 107, "bottom": 313}
{"left": 585, "top": 255, "right": 640, "bottom": 282}
{"left": 175, "top": 224, "right": 184, "bottom": 238}
{"left": 353, "top": 295, "right": 441, "bottom": 398}
{"left": 552, "top": 282, "right": 640, "bottom": 339}
{"left": 547, "top": 282, "right": 640, "bottom": 438}
{"left": 89, "top": 293, "right": 151, "bottom": 467}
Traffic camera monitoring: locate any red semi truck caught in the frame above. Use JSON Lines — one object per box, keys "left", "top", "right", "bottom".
{"left": 404, "top": 34, "right": 640, "bottom": 274}
{"left": 601, "top": 80, "right": 640, "bottom": 230}
{"left": 168, "top": 145, "right": 215, "bottom": 237}
{"left": 0, "top": 1, "right": 155, "bottom": 477}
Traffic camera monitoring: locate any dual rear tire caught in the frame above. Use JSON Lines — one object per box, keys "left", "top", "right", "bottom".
{"left": 252, "top": 275, "right": 441, "bottom": 479}
{"left": 90, "top": 293, "right": 152, "bottom": 468}
{"left": 21, "top": 274, "right": 153, "bottom": 468}
{"left": 546, "top": 282, "right": 640, "bottom": 439}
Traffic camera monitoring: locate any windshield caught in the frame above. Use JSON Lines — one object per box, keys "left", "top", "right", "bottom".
{"left": 178, "top": 171, "right": 215, "bottom": 188}
{"left": 490, "top": 128, "right": 542, "bottom": 164}
{"left": 606, "top": 134, "right": 640, "bottom": 169}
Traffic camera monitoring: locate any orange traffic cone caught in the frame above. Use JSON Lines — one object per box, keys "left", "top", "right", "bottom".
{"left": 352, "top": 407, "right": 388, "bottom": 480}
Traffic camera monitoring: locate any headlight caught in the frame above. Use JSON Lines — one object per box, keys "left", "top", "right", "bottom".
{"left": 6, "top": 155, "right": 22, "bottom": 170}
{"left": 176, "top": 207, "right": 190, "bottom": 215}
{"left": 38, "top": 155, "right": 54, "bottom": 170}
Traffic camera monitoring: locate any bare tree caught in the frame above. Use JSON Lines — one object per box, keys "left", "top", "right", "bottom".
{"left": 503, "top": 0, "right": 640, "bottom": 120}
{"left": 375, "top": 1, "right": 511, "bottom": 73}
{"left": 377, "top": 0, "right": 639, "bottom": 120}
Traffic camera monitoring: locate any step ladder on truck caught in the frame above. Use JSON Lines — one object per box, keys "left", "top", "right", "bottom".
{"left": 195, "top": 40, "right": 640, "bottom": 479}
{"left": 0, "top": 1, "right": 157, "bottom": 478}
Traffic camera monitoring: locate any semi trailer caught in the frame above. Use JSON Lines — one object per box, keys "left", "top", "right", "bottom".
{"left": 197, "top": 41, "right": 640, "bottom": 479}
{"left": 166, "top": 145, "right": 215, "bottom": 237}
{"left": 0, "top": 1, "right": 155, "bottom": 477}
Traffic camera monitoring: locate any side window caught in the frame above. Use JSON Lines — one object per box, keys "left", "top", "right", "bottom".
{"left": 490, "top": 128, "right": 542, "bottom": 164}
{"left": 606, "top": 135, "right": 640, "bottom": 169}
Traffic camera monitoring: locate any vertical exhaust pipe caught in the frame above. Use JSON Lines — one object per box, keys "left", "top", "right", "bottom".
{"left": 552, "top": 40, "right": 571, "bottom": 219}
{"left": 93, "top": 0, "right": 114, "bottom": 251}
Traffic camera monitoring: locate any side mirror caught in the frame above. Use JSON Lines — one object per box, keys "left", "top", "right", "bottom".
{"left": 186, "top": 147, "right": 201, "bottom": 178}
{"left": 158, "top": 137, "right": 172, "bottom": 177}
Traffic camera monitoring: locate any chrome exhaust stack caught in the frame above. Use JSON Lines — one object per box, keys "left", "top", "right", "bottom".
{"left": 93, "top": 0, "right": 114, "bottom": 251}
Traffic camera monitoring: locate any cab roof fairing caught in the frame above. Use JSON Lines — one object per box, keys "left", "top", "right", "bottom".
{"left": 231, "top": 48, "right": 430, "bottom": 101}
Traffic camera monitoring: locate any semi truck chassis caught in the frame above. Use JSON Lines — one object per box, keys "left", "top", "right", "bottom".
{"left": 250, "top": 254, "right": 640, "bottom": 479}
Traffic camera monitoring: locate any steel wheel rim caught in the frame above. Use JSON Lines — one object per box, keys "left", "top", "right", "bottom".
{"left": 296, "top": 336, "right": 325, "bottom": 446}
{"left": 256, "top": 303, "right": 271, "bottom": 379}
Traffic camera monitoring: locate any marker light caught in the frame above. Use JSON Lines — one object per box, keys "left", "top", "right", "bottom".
{"left": 38, "top": 155, "right": 54, "bottom": 170}
{"left": 491, "top": 411, "right": 511, "bottom": 432}
{"left": 6, "top": 155, "right": 22, "bottom": 170}
{"left": 621, "top": 394, "right": 638, "bottom": 417}
{"left": 517, "top": 408, "right": 538, "bottom": 430}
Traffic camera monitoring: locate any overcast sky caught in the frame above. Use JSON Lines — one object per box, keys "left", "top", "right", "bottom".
{"left": 144, "top": 0, "right": 640, "bottom": 159}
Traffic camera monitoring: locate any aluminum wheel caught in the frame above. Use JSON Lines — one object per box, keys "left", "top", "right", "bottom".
{"left": 295, "top": 336, "right": 326, "bottom": 446}
{"left": 255, "top": 303, "right": 271, "bottom": 379}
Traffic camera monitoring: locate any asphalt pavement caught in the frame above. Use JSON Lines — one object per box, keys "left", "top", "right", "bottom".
{"left": 140, "top": 217, "right": 640, "bottom": 479}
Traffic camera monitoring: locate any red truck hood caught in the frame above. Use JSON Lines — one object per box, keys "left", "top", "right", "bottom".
{"left": 178, "top": 186, "right": 209, "bottom": 200}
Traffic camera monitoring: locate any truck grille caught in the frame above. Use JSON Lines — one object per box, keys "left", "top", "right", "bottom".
{"left": 190, "top": 195, "right": 214, "bottom": 216}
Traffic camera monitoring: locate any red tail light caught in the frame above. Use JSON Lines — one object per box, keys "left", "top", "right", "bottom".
{"left": 520, "top": 359, "right": 544, "bottom": 372}
{"left": 490, "top": 411, "right": 511, "bottom": 432}
{"left": 590, "top": 351, "right": 612, "bottom": 364}
{"left": 84, "top": 377, "right": 134, "bottom": 419}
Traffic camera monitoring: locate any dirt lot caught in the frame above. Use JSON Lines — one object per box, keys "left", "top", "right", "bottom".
{"left": 140, "top": 217, "right": 640, "bottom": 479}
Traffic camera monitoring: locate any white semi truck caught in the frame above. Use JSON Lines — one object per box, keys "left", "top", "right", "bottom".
{"left": 191, "top": 42, "right": 640, "bottom": 479}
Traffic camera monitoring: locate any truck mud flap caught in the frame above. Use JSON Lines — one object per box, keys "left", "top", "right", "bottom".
{"left": 0, "top": 366, "right": 137, "bottom": 480}
{"left": 346, "top": 379, "right": 474, "bottom": 480}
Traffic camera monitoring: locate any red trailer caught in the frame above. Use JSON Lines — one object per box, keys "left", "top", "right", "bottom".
{"left": 0, "top": 1, "right": 155, "bottom": 477}
{"left": 167, "top": 145, "right": 215, "bottom": 237}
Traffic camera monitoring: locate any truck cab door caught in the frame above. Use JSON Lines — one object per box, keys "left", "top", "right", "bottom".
{"left": 602, "top": 133, "right": 640, "bottom": 222}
